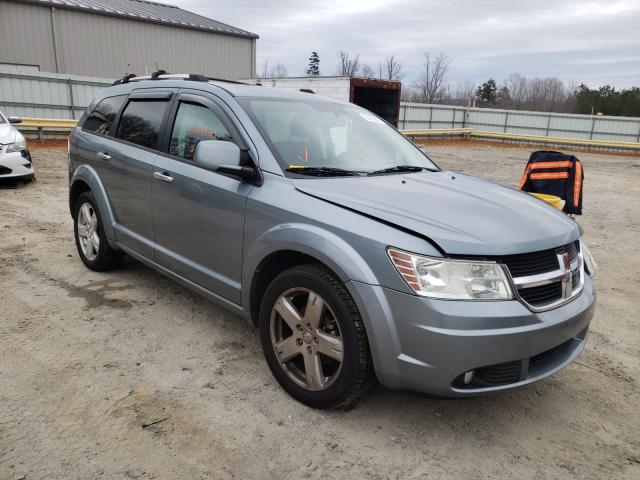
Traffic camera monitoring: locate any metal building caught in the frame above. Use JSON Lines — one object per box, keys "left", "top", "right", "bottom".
{"left": 0, "top": 0, "right": 258, "bottom": 80}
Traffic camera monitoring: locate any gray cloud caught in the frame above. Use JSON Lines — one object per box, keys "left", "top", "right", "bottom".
{"left": 173, "top": 0, "right": 640, "bottom": 88}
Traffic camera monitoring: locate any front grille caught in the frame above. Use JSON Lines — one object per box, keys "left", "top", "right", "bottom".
{"left": 571, "top": 272, "right": 580, "bottom": 289}
{"left": 519, "top": 282, "right": 563, "bottom": 306}
{"left": 453, "top": 336, "right": 581, "bottom": 390}
{"left": 475, "top": 360, "right": 522, "bottom": 386}
{"left": 496, "top": 241, "right": 579, "bottom": 277}
{"left": 497, "top": 249, "right": 559, "bottom": 277}
{"left": 530, "top": 338, "right": 573, "bottom": 367}
{"left": 497, "top": 241, "right": 581, "bottom": 310}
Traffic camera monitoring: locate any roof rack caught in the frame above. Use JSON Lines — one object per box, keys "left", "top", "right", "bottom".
{"left": 111, "top": 70, "right": 249, "bottom": 86}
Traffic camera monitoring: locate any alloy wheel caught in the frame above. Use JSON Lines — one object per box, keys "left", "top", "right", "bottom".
{"left": 270, "top": 287, "right": 343, "bottom": 391}
{"left": 77, "top": 202, "right": 100, "bottom": 261}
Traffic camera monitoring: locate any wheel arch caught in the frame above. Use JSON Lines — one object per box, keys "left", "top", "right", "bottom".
{"left": 69, "top": 179, "right": 91, "bottom": 215}
{"left": 242, "top": 223, "right": 380, "bottom": 327}
{"left": 69, "top": 164, "right": 117, "bottom": 241}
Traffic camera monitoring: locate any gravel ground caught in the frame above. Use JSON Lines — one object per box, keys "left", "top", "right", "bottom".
{"left": 1, "top": 142, "right": 639, "bottom": 480}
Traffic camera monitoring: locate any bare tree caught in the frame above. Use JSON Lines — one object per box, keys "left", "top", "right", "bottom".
{"left": 454, "top": 80, "right": 476, "bottom": 105}
{"left": 505, "top": 73, "right": 572, "bottom": 112}
{"left": 507, "top": 73, "right": 528, "bottom": 109}
{"left": 413, "top": 52, "right": 450, "bottom": 103}
{"left": 380, "top": 55, "right": 402, "bottom": 81}
{"left": 259, "top": 60, "right": 269, "bottom": 78}
{"left": 336, "top": 51, "right": 360, "bottom": 76}
{"left": 269, "top": 63, "right": 288, "bottom": 78}
{"left": 401, "top": 86, "right": 417, "bottom": 102}
{"left": 360, "top": 63, "right": 376, "bottom": 78}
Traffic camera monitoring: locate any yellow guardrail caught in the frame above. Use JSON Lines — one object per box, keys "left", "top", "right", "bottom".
{"left": 400, "top": 128, "right": 473, "bottom": 136}
{"left": 401, "top": 127, "right": 640, "bottom": 151}
{"left": 15, "top": 117, "right": 78, "bottom": 142}
{"left": 469, "top": 130, "right": 640, "bottom": 151}
{"left": 17, "top": 117, "right": 78, "bottom": 128}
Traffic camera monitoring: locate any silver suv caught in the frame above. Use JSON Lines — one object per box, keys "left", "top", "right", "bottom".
{"left": 68, "top": 73, "right": 596, "bottom": 409}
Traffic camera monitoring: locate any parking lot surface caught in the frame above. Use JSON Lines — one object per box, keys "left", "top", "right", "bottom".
{"left": 1, "top": 142, "right": 639, "bottom": 479}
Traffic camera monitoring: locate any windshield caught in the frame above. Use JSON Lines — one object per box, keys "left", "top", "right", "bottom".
{"left": 239, "top": 97, "right": 439, "bottom": 175}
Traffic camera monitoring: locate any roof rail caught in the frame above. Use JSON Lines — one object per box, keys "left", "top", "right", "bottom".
{"left": 111, "top": 70, "right": 250, "bottom": 86}
{"left": 112, "top": 73, "right": 137, "bottom": 85}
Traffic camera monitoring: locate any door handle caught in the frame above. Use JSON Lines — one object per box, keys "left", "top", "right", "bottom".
{"left": 153, "top": 171, "right": 174, "bottom": 183}
{"left": 97, "top": 152, "right": 111, "bottom": 161}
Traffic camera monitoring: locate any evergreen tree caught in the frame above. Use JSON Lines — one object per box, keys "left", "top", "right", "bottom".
{"left": 306, "top": 52, "right": 320, "bottom": 77}
{"left": 476, "top": 79, "right": 498, "bottom": 104}
{"left": 574, "top": 84, "right": 640, "bottom": 116}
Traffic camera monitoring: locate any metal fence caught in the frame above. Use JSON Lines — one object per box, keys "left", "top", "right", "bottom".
{"left": 0, "top": 68, "right": 112, "bottom": 120}
{"left": 2, "top": 69, "right": 639, "bottom": 144}
{"left": 399, "top": 103, "right": 640, "bottom": 144}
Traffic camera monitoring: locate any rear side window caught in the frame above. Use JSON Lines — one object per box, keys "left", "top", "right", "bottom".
{"left": 82, "top": 95, "right": 126, "bottom": 135}
{"left": 116, "top": 100, "right": 169, "bottom": 149}
{"left": 169, "top": 102, "right": 232, "bottom": 161}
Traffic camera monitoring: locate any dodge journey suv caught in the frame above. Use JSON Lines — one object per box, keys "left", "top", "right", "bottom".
{"left": 68, "top": 73, "right": 596, "bottom": 409}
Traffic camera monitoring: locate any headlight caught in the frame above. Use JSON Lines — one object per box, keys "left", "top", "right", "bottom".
{"left": 388, "top": 248, "right": 513, "bottom": 300}
{"left": 580, "top": 240, "right": 597, "bottom": 278}
{"left": 6, "top": 139, "right": 27, "bottom": 153}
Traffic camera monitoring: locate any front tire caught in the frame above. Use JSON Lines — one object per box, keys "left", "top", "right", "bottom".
{"left": 73, "top": 191, "right": 124, "bottom": 271}
{"left": 259, "top": 264, "right": 374, "bottom": 409}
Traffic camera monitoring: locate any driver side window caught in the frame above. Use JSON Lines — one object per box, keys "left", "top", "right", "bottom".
{"left": 169, "top": 102, "right": 232, "bottom": 161}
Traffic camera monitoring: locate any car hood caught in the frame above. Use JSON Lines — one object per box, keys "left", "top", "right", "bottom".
{"left": 293, "top": 171, "right": 580, "bottom": 256}
{"left": 0, "top": 123, "right": 18, "bottom": 145}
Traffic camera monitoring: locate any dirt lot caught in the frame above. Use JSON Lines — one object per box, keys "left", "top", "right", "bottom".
{"left": 1, "top": 142, "right": 639, "bottom": 480}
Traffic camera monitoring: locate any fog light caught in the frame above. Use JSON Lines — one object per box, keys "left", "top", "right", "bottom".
{"left": 463, "top": 370, "right": 475, "bottom": 385}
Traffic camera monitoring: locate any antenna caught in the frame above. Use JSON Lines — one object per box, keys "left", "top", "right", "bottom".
{"left": 154, "top": 61, "right": 159, "bottom": 71}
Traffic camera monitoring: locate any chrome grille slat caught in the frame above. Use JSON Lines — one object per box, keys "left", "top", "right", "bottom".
{"left": 503, "top": 241, "right": 584, "bottom": 312}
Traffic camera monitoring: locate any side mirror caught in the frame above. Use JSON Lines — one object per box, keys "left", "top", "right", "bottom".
{"left": 193, "top": 140, "right": 259, "bottom": 184}
{"left": 8, "top": 116, "right": 22, "bottom": 124}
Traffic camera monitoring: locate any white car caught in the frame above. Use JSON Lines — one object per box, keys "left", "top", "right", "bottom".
{"left": 0, "top": 111, "right": 34, "bottom": 181}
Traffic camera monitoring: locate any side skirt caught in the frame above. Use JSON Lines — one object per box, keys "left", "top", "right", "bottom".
{"left": 118, "top": 244, "right": 249, "bottom": 321}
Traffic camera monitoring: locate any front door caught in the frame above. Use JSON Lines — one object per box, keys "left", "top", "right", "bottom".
{"left": 151, "top": 92, "right": 252, "bottom": 304}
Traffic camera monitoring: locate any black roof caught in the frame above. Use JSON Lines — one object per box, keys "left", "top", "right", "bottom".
{"left": 13, "top": 0, "right": 258, "bottom": 39}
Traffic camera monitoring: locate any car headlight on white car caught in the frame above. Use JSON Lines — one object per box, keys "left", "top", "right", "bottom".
{"left": 388, "top": 248, "right": 513, "bottom": 300}
{"left": 6, "top": 139, "right": 27, "bottom": 153}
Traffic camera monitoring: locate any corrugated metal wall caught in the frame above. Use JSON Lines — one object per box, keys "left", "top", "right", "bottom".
{"left": 0, "top": 69, "right": 111, "bottom": 119}
{"left": 400, "top": 103, "right": 640, "bottom": 143}
{"left": 0, "top": 1, "right": 256, "bottom": 80}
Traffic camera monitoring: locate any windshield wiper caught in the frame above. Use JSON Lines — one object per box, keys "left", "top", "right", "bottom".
{"left": 286, "top": 166, "right": 363, "bottom": 177}
{"left": 369, "top": 165, "right": 430, "bottom": 175}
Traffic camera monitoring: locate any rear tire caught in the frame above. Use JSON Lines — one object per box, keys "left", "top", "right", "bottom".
{"left": 73, "top": 191, "right": 124, "bottom": 271}
{"left": 259, "top": 263, "right": 374, "bottom": 409}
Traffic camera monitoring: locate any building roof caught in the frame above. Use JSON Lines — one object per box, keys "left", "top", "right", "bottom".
{"left": 14, "top": 0, "right": 258, "bottom": 38}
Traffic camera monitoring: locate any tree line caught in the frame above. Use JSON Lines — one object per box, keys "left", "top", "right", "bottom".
{"left": 257, "top": 51, "right": 640, "bottom": 117}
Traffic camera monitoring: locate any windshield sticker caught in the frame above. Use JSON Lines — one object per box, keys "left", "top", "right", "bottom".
{"left": 297, "top": 144, "right": 310, "bottom": 163}
{"left": 359, "top": 112, "right": 384, "bottom": 124}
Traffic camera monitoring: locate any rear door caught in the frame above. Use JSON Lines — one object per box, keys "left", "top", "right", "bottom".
{"left": 103, "top": 90, "right": 173, "bottom": 257}
{"left": 151, "top": 90, "right": 253, "bottom": 304}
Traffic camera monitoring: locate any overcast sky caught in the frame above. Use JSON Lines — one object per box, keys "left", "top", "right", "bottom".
{"left": 173, "top": 0, "right": 640, "bottom": 88}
